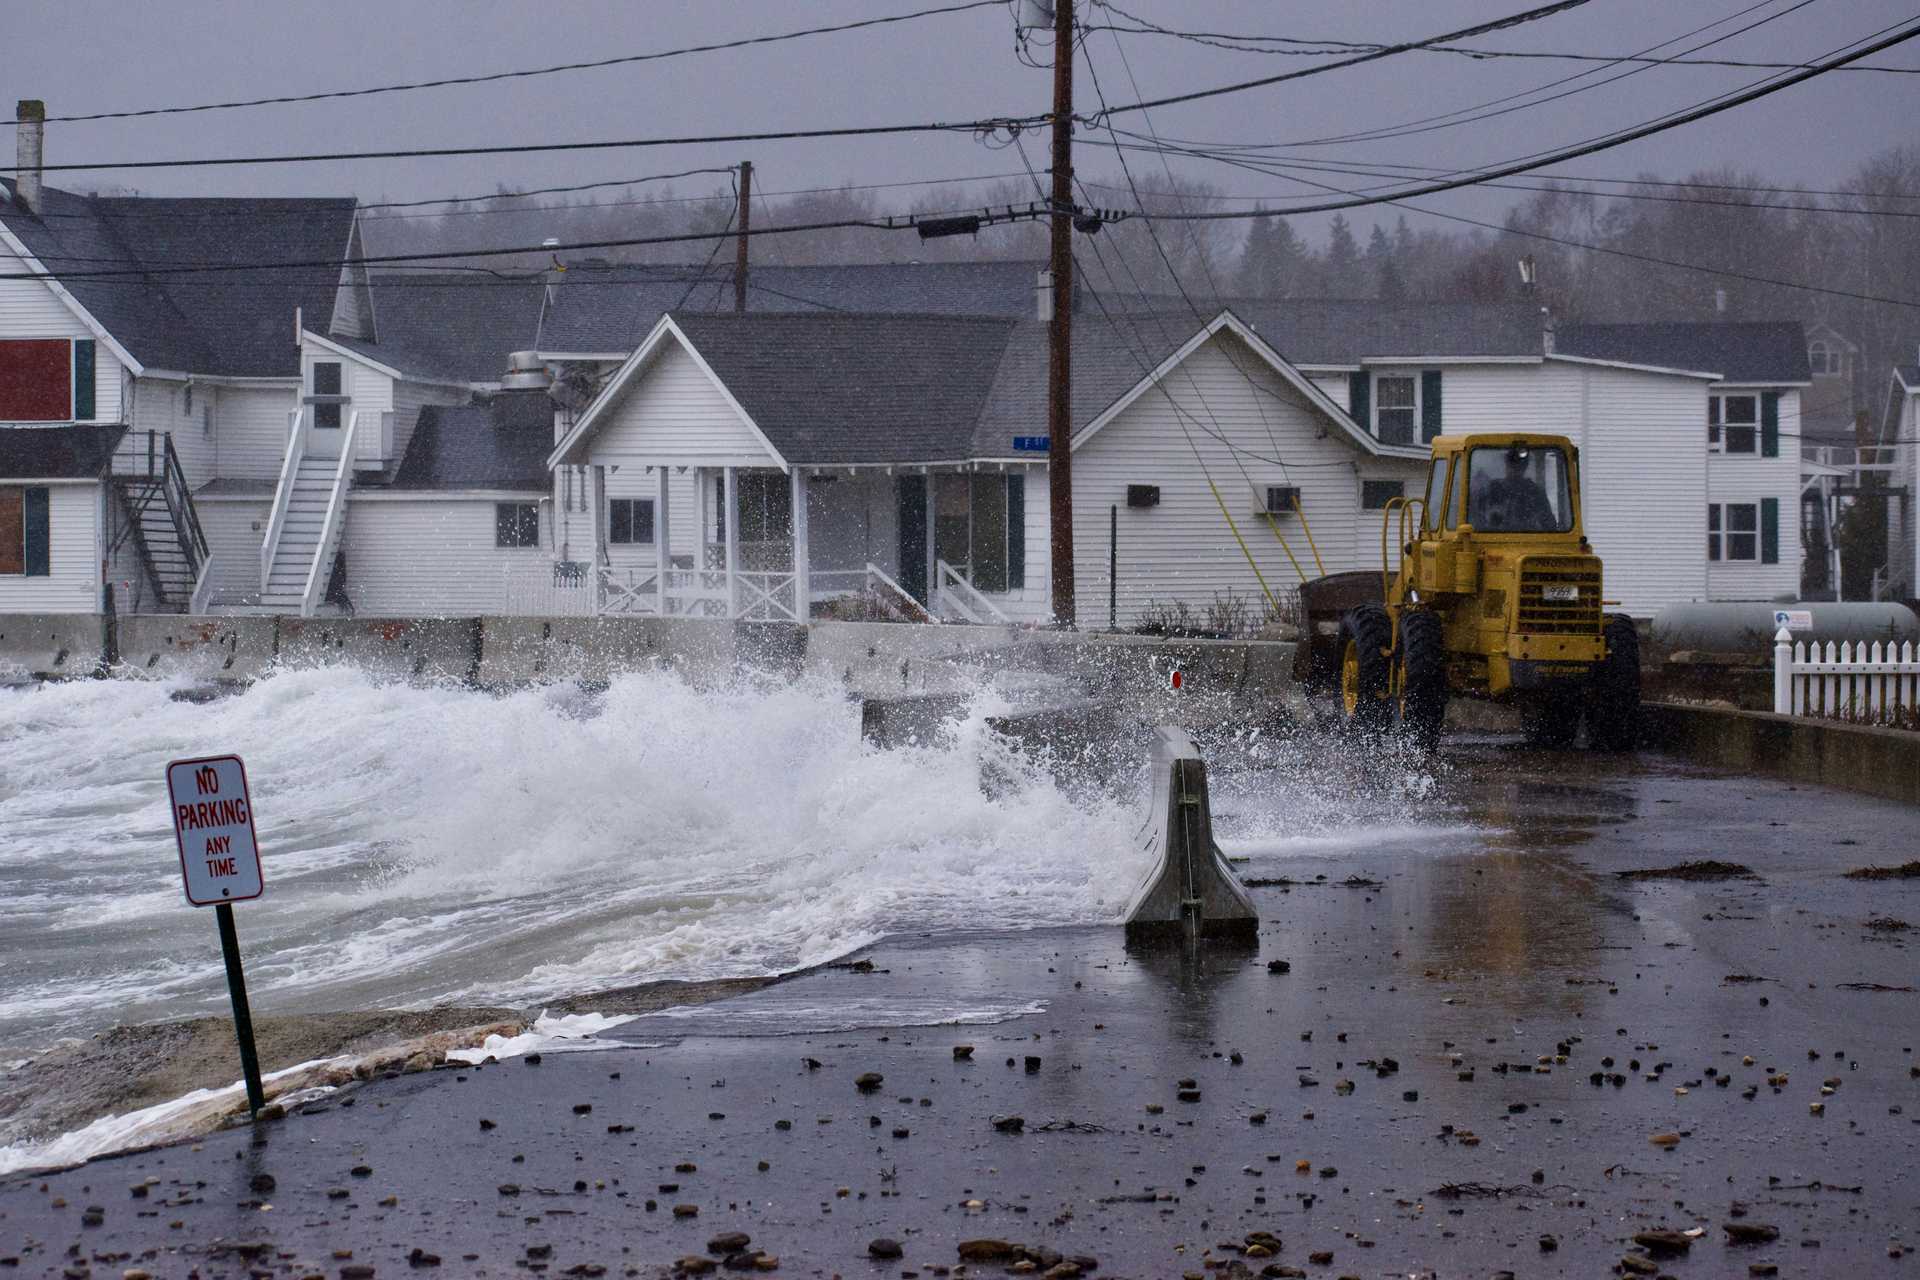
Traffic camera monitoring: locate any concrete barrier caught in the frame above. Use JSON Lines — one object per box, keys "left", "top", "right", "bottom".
{"left": 275, "top": 617, "right": 481, "bottom": 683}
{"left": 1124, "top": 727, "right": 1259, "bottom": 947}
{"left": 1644, "top": 702, "right": 1920, "bottom": 807}
{"left": 476, "top": 616, "right": 743, "bottom": 686}
{"left": 0, "top": 615, "right": 106, "bottom": 679}
{"left": 115, "top": 615, "right": 278, "bottom": 683}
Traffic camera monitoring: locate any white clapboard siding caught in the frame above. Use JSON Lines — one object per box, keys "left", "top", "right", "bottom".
{"left": 0, "top": 483, "right": 102, "bottom": 614}
{"left": 1707, "top": 387, "right": 1801, "bottom": 601}
{"left": 339, "top": 496, "right": 550, "bottom": 616}
{"left": 0, "top": 242, "right": 127, "bottom": 424}
{"left": 194, "top": 498, "right": 272, "bottom": 605}
{"left": 213, "top": 384, "right": 300, "bottom": 481}
{"left": 1573, "top": 364, "right": 1709, "bottom": 617}
{"left": 130, "top": 377, "right": 217, "bottom": 489}
{"left": 1071, "top": 331, "right": 1379, "bottom": 629}
{"left": 590, "top": 342, "right": 776, "bottom": 469}
{"left": 1443, "top": 362, "right": 1585, "bottom": 442}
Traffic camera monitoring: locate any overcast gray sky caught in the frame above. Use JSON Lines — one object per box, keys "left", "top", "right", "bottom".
{"left": 4, "top": 0, "right": 1915, "bottom": 246}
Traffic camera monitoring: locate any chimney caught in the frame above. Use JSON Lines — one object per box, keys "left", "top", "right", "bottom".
{"left": 1035, "top": 268, "right": 1052, "bottom": 323}
{"left": 1540, "top": 305, "right": 1555, "bottom": 356}
{"left": 14, "top": 100, "right": 44, "bottom": 215}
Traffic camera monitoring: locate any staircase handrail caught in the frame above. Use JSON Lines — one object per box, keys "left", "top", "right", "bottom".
{"left": 864, "top": 562, "right": 936, "bottom": 623}
{"left": 262, "top": 408, "right": 310, "bottom": 588}
{"left": 159, "top": 432, "right": 209, "bottom": 581}
{"left": 189, "top": 553, "right": 217, "bottom": 615}
{"left": 301, "top": 409, "right": 358, "bottom": 616}
{"left": 936, "top": 558, "right": 1010, "bottom": 625}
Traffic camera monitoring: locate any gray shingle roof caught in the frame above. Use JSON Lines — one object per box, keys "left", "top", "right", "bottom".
{"left": 0, "top": 424, "right": 126, "bottom": 479}
{"left": 329, "top": 274, "right": 546, "bottom": 385}
{"left": 2, "top": 180, "right": 356, "bottom": 378}
{"left": 667, "top": 312, "right": 1018, "bottom": 465}
{"left": 1897, "top": 364, "right": 1919, "bottom": 389}
{"left": 390, "top": 390, "right": 551, "bottom": 491}
{"left": 539, "top": 260, "right": 1044, "bottom": 353}
{"left": 1102, "top": 298, "right": 1546, "bottom": 364}
{"left": 1556, "top": 321, "right": 1810, "bottom": 383}
{"left": 972, "top": 317, "right": 1177, "bottom": 456}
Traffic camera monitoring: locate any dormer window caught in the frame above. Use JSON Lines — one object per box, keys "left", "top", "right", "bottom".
{"left": 1808, "top": 341, "right": 1843, "bottom": 376}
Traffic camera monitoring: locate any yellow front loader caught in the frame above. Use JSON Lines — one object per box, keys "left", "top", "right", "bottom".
{"left": 1329, "top": 433, "right": 1640, "bottom": 751}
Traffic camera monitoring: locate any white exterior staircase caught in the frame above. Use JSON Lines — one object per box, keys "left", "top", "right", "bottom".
{"left": 260, "top": 409, "right": 357, "bottom": 615}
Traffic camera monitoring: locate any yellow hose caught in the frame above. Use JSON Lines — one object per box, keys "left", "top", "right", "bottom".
{"left": 1206, "top": 476, "right": 1282, "bottom": 615}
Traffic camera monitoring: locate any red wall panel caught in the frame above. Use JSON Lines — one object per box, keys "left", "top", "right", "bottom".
{"left": 0, "top": 340, "right": 73, "bottom": 421}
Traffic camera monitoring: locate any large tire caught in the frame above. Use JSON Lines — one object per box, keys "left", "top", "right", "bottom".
{"left": 1521, "top": 690, "right": 1581, "bottom": 748}
{"left": 1398, "top": 609, "right": 1448, "bottom": 752}
{"left": 1337, "top": 605, "right": 1394, "bottom": 733}
{"left": 1588, "top": 612, "right": 1642, "bottom": 752}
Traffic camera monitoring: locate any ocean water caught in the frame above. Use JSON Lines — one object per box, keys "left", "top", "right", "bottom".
{"left": 0, "top": 667, "right": 1461, "bottom": 1054}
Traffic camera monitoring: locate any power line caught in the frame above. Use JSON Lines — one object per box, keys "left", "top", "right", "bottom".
{"left": 1085, "top": 149, "right": 1920, "bottom": 220}
{"left": 1083, "top": 0, "right": 1597, "bottom": 118}
{"left": 0, "top": 116, "right": 1032, "bottom": 176}
{"left": 1159, "top": 141, "right": 1920, "bottom": 312}
{"left": 1084, "top": 1, "right": 1920, "bottom": 74}
{"left": 0, "top": 205, "right": 1056, "bottom": 281}
{"left": 13, "top": 1, "right": 1010, "bottom": 125}
{"left": 1074, "top": 19, "right": 1920, "bottom": 223}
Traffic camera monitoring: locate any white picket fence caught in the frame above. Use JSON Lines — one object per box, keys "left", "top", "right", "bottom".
{"left": 1773, "top": 627, "right": 1920, "bottom": 727}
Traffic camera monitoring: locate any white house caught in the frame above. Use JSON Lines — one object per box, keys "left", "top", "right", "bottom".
{"left": 1882, "top": 363, "right": 1919, "bottom": 600}
{"left": 0, "top": 425, "right": 145, "bottom": 615}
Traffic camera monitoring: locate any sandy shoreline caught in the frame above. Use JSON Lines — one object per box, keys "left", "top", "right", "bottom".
{"left": 3, "top": 745, "right": 1916, "bottom": 1275}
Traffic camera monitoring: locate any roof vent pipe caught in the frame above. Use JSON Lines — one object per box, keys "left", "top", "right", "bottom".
{"left": 1035, "top": 268, "right": 1052, "bottom": 323}
{"left": 503, "top": 350, "right": 551, "bottom": 391}
{"left": 14, "top": 100, "right": 44, "bottom": 215}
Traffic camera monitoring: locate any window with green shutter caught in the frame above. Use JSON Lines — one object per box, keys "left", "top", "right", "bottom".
{"left": 1420, "top": 370, "right": 1443, "bottom": 443}
{"left": 23, "top": 487, "right": 49, "bottom": 576}
{"left": 1348, "top": 371, "right": 1370, "bottom": 430}
{"left": 1760, "top": 497, "right": 1779, "bottom": 565}
{"left": 72, "top": 340, "right": 95, "bottom": 420}
{"left": 1760, "top": 392, "right": 1780, "bottom": 458}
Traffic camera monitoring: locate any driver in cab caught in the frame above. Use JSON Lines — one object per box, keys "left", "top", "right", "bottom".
{"left": 1472, "top": 447, "right": 1556, "bottom": 532}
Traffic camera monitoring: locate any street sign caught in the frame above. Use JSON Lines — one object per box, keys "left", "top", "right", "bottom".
{"left": 166, "top": 754, "right": 263, "bottom": 907}
{"left": 1774, "top": 609, "right": 1814, "bottom": 632}
{"left": 164, "top": 753, "right": 268, "bottom": 1115}
{"left": 1012, "top": 435, "right": 1050, "bottom": 452}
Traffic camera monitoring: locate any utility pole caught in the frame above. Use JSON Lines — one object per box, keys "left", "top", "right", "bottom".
{"left": 1047, "top": 0, "right": 1076, "bottom": 626}
{"left": 734, "top": 160, "right": 753, "bottom": 314}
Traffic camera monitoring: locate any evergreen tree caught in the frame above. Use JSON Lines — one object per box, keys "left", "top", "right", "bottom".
{"left": 1236, "top": 208, "right": 1310, "bottom": 297}
{"left": 1325, "top": 214, "right": 1361, "bottom": 295}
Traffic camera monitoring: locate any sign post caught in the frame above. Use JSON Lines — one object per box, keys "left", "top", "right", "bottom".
{"left": 166, "top": 754, "right": 266, "bottom": 1116}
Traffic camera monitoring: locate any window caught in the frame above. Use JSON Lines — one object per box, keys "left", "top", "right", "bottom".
{"left": 930, "top": 472, "right": 1026, "bottom": 594}
{"left": 309, "top": 361, "right": 344, "bottom": 430}
{"left": 1373, "top": 374, "right": 1417, "bottom": 445}
{"left": 608, "top": 497, "right": 655, "bottom": 545}
{"left": 1709, "top": 394, "right": 1757, "bottom": 454}
{"left": 1361, "top": 479, "right": 1404, "bottom": 510}
{"left": 1808, "top": 341, "right": 1842, "bottom": 376}
{"left": 1465, "top": 444, "right": 1573, "bottom": 533}
{"left": 495, "top": 502, "right": 540, "bottom": 548}
{"left": 1708, "top": 502, "right": 1758, "bottom": 562}
{"left": 0, "top": 486, "right": 50, "bottom": 576}
{"left": 0, "top": 339, "right": 78, "bottom": 422}
{"left": 1423, "top": 458, "right": 1450, "bottom": 531}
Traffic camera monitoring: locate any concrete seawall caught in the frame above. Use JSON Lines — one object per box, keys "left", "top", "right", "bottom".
{"left": 0, "top": 613, "right": 1300, "bottom": 708}
{"left": 1644, "top": 701, "right": 1920, "bottom": 806}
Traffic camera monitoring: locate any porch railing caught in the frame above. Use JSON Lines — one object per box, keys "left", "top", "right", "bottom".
{"left": 1774, "top": 627, "right": 1920, "bottom": 727}
{"left": 935, "top": 559, "right": 1011, "bottom": 625}
{"left": 299, "top": 409, "right": 357, "bottom": 616}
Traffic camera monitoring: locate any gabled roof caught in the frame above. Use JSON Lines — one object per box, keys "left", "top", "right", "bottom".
{"left": 1, "top": 180, "right": 355, "bottom": 378}
{"left": 665, "top": 311, "right": 1018, "bottom": 465}
{"left": 1897, "top": 365, "right": 1919, "bottom": 390}
{"left": 0, "top": 424, "right": 126, "bottom": 478}
{"left": 390, "top": 390, "right": 549, "bottom": 491}
{"left": 536, "top": 260, "right": 1044, "bottom": 353}
{"left": 1556, "top": 321, "right": 1809, "bottom": 384}
{"left": 331, "top": 273, "right": 546, "bottom": 384}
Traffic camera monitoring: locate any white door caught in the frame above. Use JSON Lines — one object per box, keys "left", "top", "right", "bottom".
{"left": 305, "top": 360, "right": 347, "bottom": 459}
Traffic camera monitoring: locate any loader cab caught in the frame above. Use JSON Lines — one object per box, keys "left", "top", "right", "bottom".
{"left": 1420, "top": 436, "right": 1583, "bottom": 541}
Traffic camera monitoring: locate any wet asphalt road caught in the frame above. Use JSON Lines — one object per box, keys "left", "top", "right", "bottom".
{"left": 2, "top": 740, "right": 1917, "bottom": 1278}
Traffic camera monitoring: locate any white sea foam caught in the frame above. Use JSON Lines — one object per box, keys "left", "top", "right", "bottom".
{"left": 0, "top": 666, "right": 1151, "bottom": 1046}
{"left": 443, "top": 1010, "right": 644, "bottom": 1064}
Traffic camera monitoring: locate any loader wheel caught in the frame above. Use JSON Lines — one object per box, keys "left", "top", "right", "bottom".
{"left": 1338, "top": 605, "right": 1394, "bottom": 733}
{"left": 1587, "top": 612, "right": 1642, "bottom": 752}
{"left": 1521, "top": 691, "right": 1581, "bottom": 749}
{"left": 1398, "top": 609, "right": 1447, "bottom": 752}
